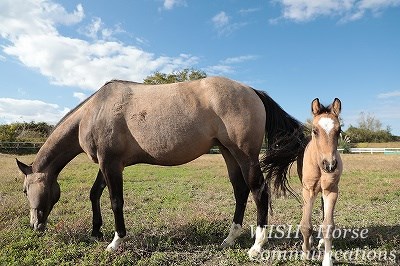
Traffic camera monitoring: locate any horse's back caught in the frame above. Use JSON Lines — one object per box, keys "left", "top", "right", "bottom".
{"left": 79, "top": 77, "right": 266, "bottom": 166}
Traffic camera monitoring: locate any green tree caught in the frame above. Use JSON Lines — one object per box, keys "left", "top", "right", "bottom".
{"left": 143, "top": 68, "right": 207, "bottom": 85}
{"left": 344, "top": 113, "right": 395, "bottom": 143}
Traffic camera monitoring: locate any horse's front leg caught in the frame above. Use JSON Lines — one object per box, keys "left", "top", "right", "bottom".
{"left": 100, "top": 162, "right": 127, "bottom": 251}
{"left": 90, "top": 170, "right": 106, "bottom": 239}
{"left": 300, "top": 187, "right": 317, "bottom": 260}
{"left": 321, "top": 187, "right": 338, "bottom": 266}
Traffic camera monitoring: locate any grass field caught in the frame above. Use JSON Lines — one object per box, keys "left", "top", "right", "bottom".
{"left": 0, "top": 153, "right": 399, "bottom": 265}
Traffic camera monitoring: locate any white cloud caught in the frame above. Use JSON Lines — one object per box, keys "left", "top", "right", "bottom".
{"left": 272, "top": 0, "right": 400, "bottom": 23}
{"left": 377, "top": 90, "right": 400, "bottom": 98}
{"left": 78, "top": 17, "right": 125, "bottom": 40}
{"left": 0, "top": 0, "right": 84, "bottom": 39}
{"left": 0, "top": 98, "right": 69, "bottom": 124}
{"left": 220, "top": 55, "right": 258, "bottom": 64}
{"left": 204, "top": 55, "right": 258, "bottom": 76}
{"left": 239, "top": 8, "right": 261, "bottom": 15}
{"left": 212, "top": 11, "right": 230, "bottom": 28}
{"left": 203, "top": 65, "right": 235, "bottom": 76}
{"left": 212, "top": 11, "right": 247, "bottom": 36}
{"left": 163, "top": 0, "right": 187, "bottom": 10}
{"left": 0, "top": 0, "right": 199, "bottom": 90}
{"left": 73, "top": 92, "right": 87, "bottom": 102}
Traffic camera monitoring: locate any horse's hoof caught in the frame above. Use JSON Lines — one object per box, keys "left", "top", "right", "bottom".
{"left": 248, "top": 246, "right": 262, "bottom": 260}
{"left": 105, "top": 232, "right": 126, "bottom": 252}
{"left": 90, "top": 231, "right": 104, "bottom": 240}
{"left": 220, "top": 239, "right": 234, "bottom": 248}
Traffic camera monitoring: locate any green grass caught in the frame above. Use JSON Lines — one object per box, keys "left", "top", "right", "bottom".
{"left": 0, "top": 153, "right": 399, "bottom": 265}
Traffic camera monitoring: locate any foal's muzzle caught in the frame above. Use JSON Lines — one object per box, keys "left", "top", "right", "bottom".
{"left": 322, "top": 159, "right": 337, "bottom": 173}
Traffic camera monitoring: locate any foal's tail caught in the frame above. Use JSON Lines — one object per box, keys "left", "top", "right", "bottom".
{"left": 254, "top": 90, "right": 307, "bottom": 199}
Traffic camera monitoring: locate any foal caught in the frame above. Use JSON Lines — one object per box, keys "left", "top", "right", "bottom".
{"left": 298, "top": 98, "right": 342, "bottom": 266}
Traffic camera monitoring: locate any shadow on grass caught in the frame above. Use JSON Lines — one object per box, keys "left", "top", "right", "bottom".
{"left": 47, "top": 220, "right": 399, "bottom": 265}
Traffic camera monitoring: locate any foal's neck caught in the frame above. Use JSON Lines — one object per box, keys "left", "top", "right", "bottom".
{"left": 33, "top": 114, "right": 83, "bottom": 176}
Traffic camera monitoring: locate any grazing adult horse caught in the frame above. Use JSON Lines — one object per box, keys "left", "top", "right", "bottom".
{"left": 297, "top": 98, "right": 342, "bottom": 266}
{"left": 16, "top": 77, "right": 305, "bottom": 258}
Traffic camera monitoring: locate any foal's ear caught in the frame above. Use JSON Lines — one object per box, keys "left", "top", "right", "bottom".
{"left": 16, "top": 159, "right": 33, "bottom": 175}
{"left": 331, "top": 98, "right": 341, "bottom": 116}
{"left": 311, "top": 98, "right": 321, "bottom": 116}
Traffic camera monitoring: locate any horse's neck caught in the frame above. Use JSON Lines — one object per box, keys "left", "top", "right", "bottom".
{"left": 33, "top": 115, "right": 83, "bottom": 175}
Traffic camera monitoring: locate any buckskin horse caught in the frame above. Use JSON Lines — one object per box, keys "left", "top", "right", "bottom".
{"left": 297, "top": 98, "right": 342, "bottom": 266}
{"left": 16, "top": 77, "right": 306, "bottom": 258}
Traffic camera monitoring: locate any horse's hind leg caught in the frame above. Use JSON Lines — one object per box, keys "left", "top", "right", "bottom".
{"left": 99, "top": 160, "right": 127, "bottom": 251}
{"left": 243, "top": 159, "right": 269, "bottom": 259}
{"left": 220, "top": 146, "right": 250, "bottom": 247}
{"left": 90, "top": 169, "right": 106, "bottom": 239}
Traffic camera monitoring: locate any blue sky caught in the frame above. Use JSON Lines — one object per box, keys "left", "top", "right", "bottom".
{"left": 1, "top": 0, "right": 399, "bottom": 135}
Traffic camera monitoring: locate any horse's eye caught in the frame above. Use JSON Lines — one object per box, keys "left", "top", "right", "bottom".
{"left": 23, "top": 188, "right": 27, "bottom": 196}
{"left": 312, "top": 128, "right": 319, "bottom": 136}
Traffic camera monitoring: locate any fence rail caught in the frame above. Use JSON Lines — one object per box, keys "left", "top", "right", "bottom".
{"left": 1, "top": 142, "right": 400, "bottom": 155}
{"left": 342, "top": 147, "right": 400, "bottom": 154}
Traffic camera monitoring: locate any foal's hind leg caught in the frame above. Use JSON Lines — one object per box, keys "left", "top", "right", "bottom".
{"left": 90, "top": 169, "right": 107, "bottom": 239}
{"left": 220, "top": 147, "right": 250, "bottom": 247}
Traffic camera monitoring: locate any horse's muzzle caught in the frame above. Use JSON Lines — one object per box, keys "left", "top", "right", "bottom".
{"left": 30, "top": 208, "right": 46, "bottom": 232}
{"left": 31, "top": 222, "right": 46, "bottom": 232}
{"left": 322, "top": 159, "right": 337, "bottom": 173}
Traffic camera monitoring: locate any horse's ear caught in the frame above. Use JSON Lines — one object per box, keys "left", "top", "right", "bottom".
{"left": 311, "top": 98, "right": 321, "bottom": 116}
{"left": 16, "top": 159, "right": 32, "bottom": 175}
{"left": 331, "top": 98, "right": 341, "bottom": 116}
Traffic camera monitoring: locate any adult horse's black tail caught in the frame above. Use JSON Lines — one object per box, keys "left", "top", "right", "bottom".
{"left": 254, "top": 90, "right": 307, "bottom": 199}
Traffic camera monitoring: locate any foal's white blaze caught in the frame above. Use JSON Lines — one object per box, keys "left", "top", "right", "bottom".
{"left": 318, "top": 117, "right": 335, "bottom": 135}
{"left": 106, "top": 232, "right": 126, "bottom": 251}
{"left": 248, "top": 226, "right": 267, "bottom": 259}
{"left": 221, "top": 223, "right": 242, "bottom": 247}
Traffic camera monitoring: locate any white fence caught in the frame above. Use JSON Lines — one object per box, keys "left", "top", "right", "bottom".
{"left": 212, "top": 147, "right": 400, "bottom": 155}
{"left": 338, "top": 148, "right": 400, "bottom": 154}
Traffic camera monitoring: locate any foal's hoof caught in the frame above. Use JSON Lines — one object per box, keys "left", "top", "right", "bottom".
{"left": 301, "top": 251, "right": 311, "bottom": 260}
{"left": 322, "top": 256, "right": 333, "bottom": 266}
{"left": 317, "top": 238, "right": 325, "bottom": 250}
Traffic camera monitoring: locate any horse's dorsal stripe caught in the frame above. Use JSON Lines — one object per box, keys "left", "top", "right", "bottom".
{"left": 318, "top": 117, "right": 334, "bottom": 135}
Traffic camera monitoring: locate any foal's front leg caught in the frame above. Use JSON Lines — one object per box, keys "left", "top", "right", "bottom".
{"left": 321, "top": 188, "right": 338, "bottom": 266}
{"left": 300, "top": 187, "right": 318, "bottom": 259}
